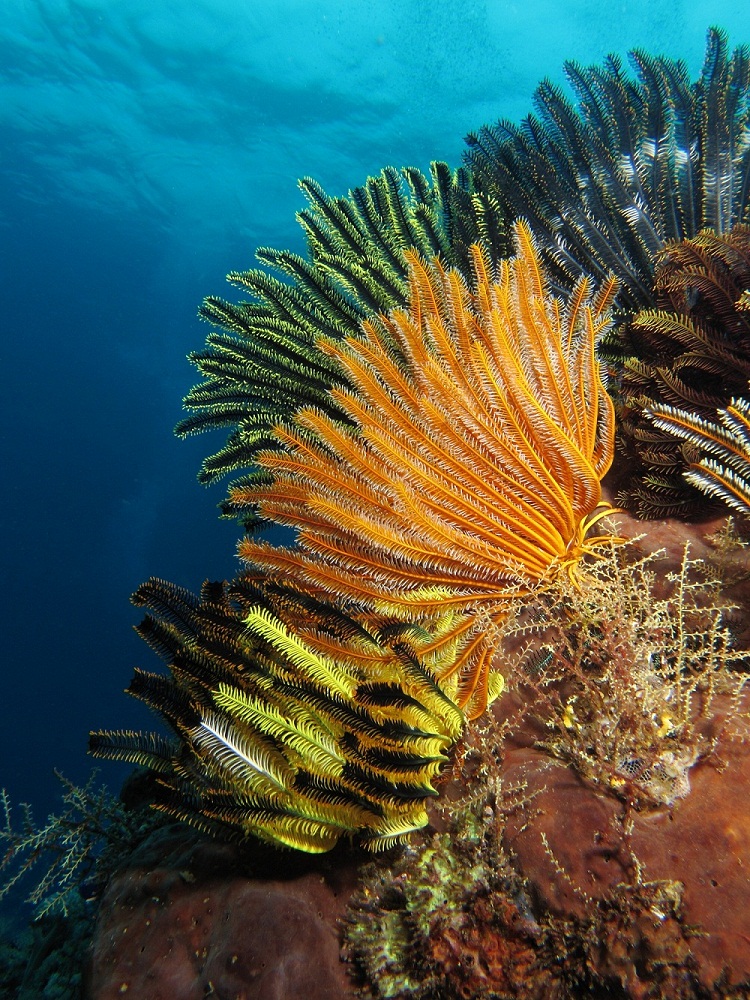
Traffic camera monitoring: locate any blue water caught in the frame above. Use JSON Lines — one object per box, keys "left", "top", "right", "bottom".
{"left": 1, "top": 0, "right": 746, "bottom": 825}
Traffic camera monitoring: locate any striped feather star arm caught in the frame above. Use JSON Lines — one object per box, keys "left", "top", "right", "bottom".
{"left": 647, "top": 396, "right": 750, "bottom": 515}
{"left": 616, "top": 225, "right": 750, "bottom": 517}
{"left": 235, "top": 220, "right": 618, "bottom": 717}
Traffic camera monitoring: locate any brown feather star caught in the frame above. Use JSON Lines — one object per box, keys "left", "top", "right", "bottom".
{"left": 235, "top": 220, "right": 619, "bottom": 718}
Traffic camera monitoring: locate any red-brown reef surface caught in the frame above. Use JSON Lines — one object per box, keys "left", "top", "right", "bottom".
{"left": 86, "top": 824, "right": 359, "bottom": 1000}
{"left": 87, "top": 510, "right": 750, "bottom": 999}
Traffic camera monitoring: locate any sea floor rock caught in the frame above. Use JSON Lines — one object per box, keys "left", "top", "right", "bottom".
{"left": 502, "top": 721, "right": 750, "bottom": 996}
{"left": 86, "top": 825, "right": 359, "bottom": 1000}
{"left": 88, "top": 513, "right": 750, "bottom": 999}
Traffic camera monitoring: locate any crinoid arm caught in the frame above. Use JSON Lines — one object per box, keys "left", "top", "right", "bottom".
{"left": 648, "top": 395, "right": 750, "bottom": 516}
{"left": 617, "top": 225, "right": 750, "bottom": 516}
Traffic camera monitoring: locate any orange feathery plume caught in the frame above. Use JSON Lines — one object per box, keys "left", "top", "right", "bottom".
{"left": 235, "top": 220, "right": 618, "bottom": 718}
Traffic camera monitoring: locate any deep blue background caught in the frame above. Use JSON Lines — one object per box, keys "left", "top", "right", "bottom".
{"left": 1, "top": 0, "right": 746, "bottom": 826}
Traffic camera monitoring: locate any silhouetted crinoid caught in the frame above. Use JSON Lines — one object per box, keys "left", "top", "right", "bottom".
{"left": 616, "top": 225, "right": 750, "bottom": 517}
{"left": 465, "top": 28, "right": 750, "bottom": 318}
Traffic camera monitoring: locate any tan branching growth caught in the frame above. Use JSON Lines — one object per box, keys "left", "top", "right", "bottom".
{"left": 0, "top": 771, "right": 152, "bottom": 918}
{"left": 503, "top": 538, "right": 749, "bottom": 807}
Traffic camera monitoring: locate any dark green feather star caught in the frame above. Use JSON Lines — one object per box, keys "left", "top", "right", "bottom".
{"left": 177, "top": 164, "right": 490, "bottom": 529}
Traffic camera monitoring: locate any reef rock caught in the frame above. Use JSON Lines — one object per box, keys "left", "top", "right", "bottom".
{"left": 86, "top": 824, "right": 359, "bottom": 1000}
{"left": 502, "top": 722, "right": 750, "bottom": 996}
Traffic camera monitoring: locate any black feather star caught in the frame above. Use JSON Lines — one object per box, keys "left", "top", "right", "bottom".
{"left": 90, "top": 577, "right": 465, "bottom": 853}
{"left": 465, "top": 27, "right": 750, "bottom": 316}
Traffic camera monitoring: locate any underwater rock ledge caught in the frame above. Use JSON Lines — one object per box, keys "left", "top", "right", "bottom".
{"left": 86, "top": 822, "right": 360, "bottom": 1000}
{"left": 85, "top": 513, "right": 750, "bottom": 1000}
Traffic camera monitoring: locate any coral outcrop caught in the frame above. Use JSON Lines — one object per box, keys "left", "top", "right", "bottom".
{"left": 86, "top": 823, "right": 359, "bottom": 1000}
{"left": 344, "top": 533, "right": 750, "bottom": 999}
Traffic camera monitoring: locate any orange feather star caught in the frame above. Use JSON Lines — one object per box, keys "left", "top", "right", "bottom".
{"left": 235, "top": 220, "right": 619, "bottom": 718}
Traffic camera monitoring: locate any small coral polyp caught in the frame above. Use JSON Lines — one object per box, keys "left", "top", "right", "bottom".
{"left": 236, "top": 220, "right": 618, "bottom": 719}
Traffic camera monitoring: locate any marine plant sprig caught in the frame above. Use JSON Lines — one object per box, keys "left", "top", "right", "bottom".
{"left": 0, "top": 771, "right": 154, "bottom": 919}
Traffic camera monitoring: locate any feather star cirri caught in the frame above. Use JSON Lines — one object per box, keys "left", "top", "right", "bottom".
{"left": 236, "top": 220, "right": 619, "bottom": 718}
